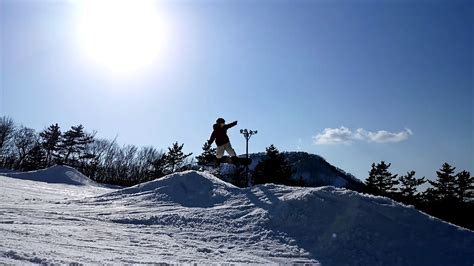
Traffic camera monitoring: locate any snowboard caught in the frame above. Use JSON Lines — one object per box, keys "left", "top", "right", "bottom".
{"left": 200, "top": 155, "right": 252, "bottom": 167}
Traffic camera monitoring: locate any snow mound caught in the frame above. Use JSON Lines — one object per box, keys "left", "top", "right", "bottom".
{"left": 1, "top": 165, "right": 98, "bottom": 186}
{"left": 99, "top": 171, "right": 474, "bottom": 264}
{"left": 104, "top": 170, "right": 238, "bottom": 207}
{"left": 250, "top": 184, "right": 474, "bottom": 265}
{"left": 1, "top": 169, "right": 473, "bottom": 264}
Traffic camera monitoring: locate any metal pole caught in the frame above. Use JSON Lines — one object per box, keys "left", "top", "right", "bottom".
{"left": 240, "top": 129, "right": 257, "bottom": 187}
{"left": 246, "top": 135, "right": 249, "bottom": 187}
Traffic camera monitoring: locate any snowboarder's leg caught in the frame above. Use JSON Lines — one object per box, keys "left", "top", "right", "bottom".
{"left": 215, "top": 145, "right": 226, "bottom": 166}
{"left": 224, "top": 142, "right": 237, "bottom": 157}
{"left": 216, "top": 145, "right": 226, "bottom": 159}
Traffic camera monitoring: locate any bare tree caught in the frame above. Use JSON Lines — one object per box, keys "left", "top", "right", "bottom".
{"left": 0, "top": 116, "right": 16, "bottom": 158}
{"left": 136, "top": 146, "right": 162, "bottom": 182}
{"left": 14, "top": 127, "right": 38, "bottom": 169}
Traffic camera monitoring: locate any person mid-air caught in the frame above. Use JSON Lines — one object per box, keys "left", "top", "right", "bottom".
{"left": 208, "top": 118, "right": 238, "bottom": 162}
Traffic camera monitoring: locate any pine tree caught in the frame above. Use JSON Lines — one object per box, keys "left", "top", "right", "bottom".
{"left": 366, "top": 163, "right": 380, "bottom": 195}
{"left": 165, "top": 142, "right": 192, "bottom": 173}
{"left": 23, "top": 144, "right": 47, "bottom": 170}
{"left": 196, "top": 141, "right": 216, "bottom": 165}
{"left": 59, "top": 125, "right": 94, "bottom": 165}
{"left": 40, "top": 123, "right": 61, "bottom": 166}
{"left": 253, "top": 145, "right": 294, "bottom": 185}
{"left": 365, "top": 161, "right": 399, "bottom": 196}
{"left": 454, "top": 170, "right": 474, "bottom": 203}
{"left": 427, "top": 163, "right": 457, "bottom": 203}
{"left": 398, "top": 171, "right": 426, "bottom": 205}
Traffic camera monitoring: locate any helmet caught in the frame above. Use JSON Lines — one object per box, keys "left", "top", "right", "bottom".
{"left": 216, "top": 118, "right": 225, "bottom": 124}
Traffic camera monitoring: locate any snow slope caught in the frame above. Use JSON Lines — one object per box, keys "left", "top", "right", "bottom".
{"left": 1, "top": 169, "right": 473, "bottom": 265}
{"left": 1, "top": 165, "right": 100, "bottom": 186}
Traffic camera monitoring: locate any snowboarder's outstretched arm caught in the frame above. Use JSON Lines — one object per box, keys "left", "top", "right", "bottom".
{"left": 224, "top": 121, "right": 237, "bottom": 130}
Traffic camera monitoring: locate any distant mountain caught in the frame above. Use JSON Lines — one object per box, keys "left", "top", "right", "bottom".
{"left": 248, "top": 152, "right": 365, "bottom": 191}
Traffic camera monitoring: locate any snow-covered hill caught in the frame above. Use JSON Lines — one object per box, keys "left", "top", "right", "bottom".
{"left": 250, "top": 152, "right": 365, "bottom": 191}
{"left": 1, "top": 169, "right": 473, "bottom": 265}
{"left": 1, "top": 165, "right": 100, "bottom": 186}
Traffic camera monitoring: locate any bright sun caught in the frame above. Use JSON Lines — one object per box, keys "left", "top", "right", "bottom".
{"left": 77, "top": 0, "right": 167, "bottom": 76}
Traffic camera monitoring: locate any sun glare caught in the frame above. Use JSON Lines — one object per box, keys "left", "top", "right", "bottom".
{"left": 77, "top": 0, "right": 167, "bottom": 76}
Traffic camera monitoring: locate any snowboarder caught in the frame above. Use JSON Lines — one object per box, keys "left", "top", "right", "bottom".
{"left": 208, "top": 118, "right": 238, "bottom": 163}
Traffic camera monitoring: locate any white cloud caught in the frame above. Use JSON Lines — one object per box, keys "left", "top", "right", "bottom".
{"left": 313, "top": 126, "right": 355, "bottom": 145}
{"left": 313, "top": 127, "right": 413, "bottom": 145}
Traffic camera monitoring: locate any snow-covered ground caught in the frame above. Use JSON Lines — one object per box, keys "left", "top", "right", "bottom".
{"left": 1, "top": 167, "right": 473, "bottom": 265}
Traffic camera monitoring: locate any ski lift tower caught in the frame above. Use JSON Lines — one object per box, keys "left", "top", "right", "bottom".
{"left": 240, "top": 129, "right": 257, "bottom": 187}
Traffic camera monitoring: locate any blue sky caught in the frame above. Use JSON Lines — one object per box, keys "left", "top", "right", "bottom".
{"left": 1, "top": 0, "right": 472, "bottom": 183}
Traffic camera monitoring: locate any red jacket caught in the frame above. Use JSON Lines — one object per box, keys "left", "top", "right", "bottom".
{"left": 208, "top": 121, "right": 237, "bottom": 146}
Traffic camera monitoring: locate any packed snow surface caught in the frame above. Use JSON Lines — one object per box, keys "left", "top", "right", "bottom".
{"left": 1, "top": 167, "right": 473, "bottom": 265}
